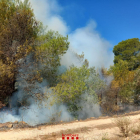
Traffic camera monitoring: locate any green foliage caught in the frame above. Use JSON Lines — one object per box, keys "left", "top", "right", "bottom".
{"left": 52, "top": 65, "right": 90, "bottom": 101}
{"left": 52, "top": 65, "right": 105, "bottom": 116}
{"left": 110, "top": 38, "right": 140, "bottom": 106}
{"left": 35, "top": 30, "right": 69, "bottom": 86}
{"left": 109, "top": 60, "right": 135, "bottom": 103}
{"left": 109, "top": 60, "right": 129, "bottom": 84}
{"left": 113, "top": 38, "right": 140, "bottom": 70}
{"left": 52, "top": 65, "right": 90, "bottom": 116}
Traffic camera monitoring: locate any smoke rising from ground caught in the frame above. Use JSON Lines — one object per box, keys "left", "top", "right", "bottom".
{"left": 0, "top": 0, "right": 114, "bottom": 126}
{"left": 0, "top": 79, "right": 73, "bottom": 126}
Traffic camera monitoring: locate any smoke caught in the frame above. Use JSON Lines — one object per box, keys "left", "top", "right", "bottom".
{"left": 77, "top": 93, "right": 102, "bottom": 119}
{"left": 0, "top": 0, "right": 115, "bottom": 126}
{"left": 0, "top": 92, "right": 73, "bottom": 126}
{"left": 0, "top": 54, "right": 73, "bottom": 126}
{"left": 27, "top": 0, "right": 69, "bottom": 36}
{"left": 68, "top": 20, "right": 114, "bottom": 68}
{"left": 0, "top": 68, "right": 74, "bottom": 126}
{"left": 27, "top": 0, "right": 114, "bottom": 68}
{"left": 60, "top": 47, "right": 84, "bottom": 68}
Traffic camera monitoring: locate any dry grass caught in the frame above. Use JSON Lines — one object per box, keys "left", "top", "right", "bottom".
{"left": 101, "top": 133, "right": 109, "bottom": 140}
{"left": 23, "top": 126, "right": 90, "bottom": 140}
{"left": 102, "top": 137, "right": 109, "bottom": 140}
{"left": 131, "top": 123, "right": 140, "bottom": 135}
{"left": 5, "top": 111, "right": 140, "bottom": 140}
{"left": 101, "top": 133, "right": 126, "bottom": 140}
{"left": 113, "top": 116, "right": 131, "bottom": 137}
{"left": 101, "top": 137, "right": 126, "bottom": 140}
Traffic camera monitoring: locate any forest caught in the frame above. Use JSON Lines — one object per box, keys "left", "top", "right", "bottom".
{"left": 0, "top": 0, "right": 140, "bottom": 125}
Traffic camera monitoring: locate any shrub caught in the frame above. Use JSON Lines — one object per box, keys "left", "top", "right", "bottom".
{"left": 113, "top": 116, "right": 131, "bottom": 137}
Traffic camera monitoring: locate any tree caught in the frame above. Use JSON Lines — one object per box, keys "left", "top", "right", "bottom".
{"left": 109, "top": 38, "right": 140, "bottom": 112}
{"left": 34, "top": 31, "right": 69, "bottom": 87}
{"left": 52, "top": 64, "right": 105, "bottom": 117}
{"left": 113, "top": 38, "right": 140, "bottom": 70}
{"left": 74, "top": 51, "right": 89, "bottom": 68}
{"left": 86, "top": 67, "right": 106, "bottom": 104}
{"left": 132, "top": 68, "right": 140, "bottom": 105}
{"left": 0, "top": 60, "right": 15, "bottom": 103}
{"left": 0, "top": 0, "right": 41, "bottom": 105}
{"left": 97, "top": 67, "right": 119, "bottom": 115}
{"left": 0, "top": 0, "right": 71, "bottom": 108}
{"left": 109, "top": 60, "right": 135, "bottom": 104}
{"left": 51, "top": 65, "right": 90, "bottom": 116}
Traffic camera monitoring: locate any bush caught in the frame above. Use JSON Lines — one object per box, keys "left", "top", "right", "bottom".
{"left": 113, "top": 116, "right": 131, "bottom": 137}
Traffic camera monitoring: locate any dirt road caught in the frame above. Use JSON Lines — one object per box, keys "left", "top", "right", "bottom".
{"left": 1, "top": 111, "right": 140, "bottom": 140}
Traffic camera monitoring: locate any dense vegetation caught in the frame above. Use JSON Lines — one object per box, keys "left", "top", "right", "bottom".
{"left": 0, "top": 0, "right": 140, "bottom": 118}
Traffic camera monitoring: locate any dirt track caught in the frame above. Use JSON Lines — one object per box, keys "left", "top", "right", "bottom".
{"left": 1, "top": 111, "right": 140, "bottom": 140}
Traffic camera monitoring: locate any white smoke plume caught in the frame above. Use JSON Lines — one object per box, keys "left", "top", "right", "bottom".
{"left": 27, "top": 0, "right": 114, "bottom": 68}
{"left": 27, "top": 0, "right": 69, "bottom": 36}
{"left": 0, "top": 0, "right": 115, "bottom": 126}
{"left": 68, "top": 20, "right": 114, "bottom": 68}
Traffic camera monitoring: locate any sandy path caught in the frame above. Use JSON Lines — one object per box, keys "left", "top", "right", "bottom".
{"left": 0, "top": 111, "right": 140, "bottom": 140}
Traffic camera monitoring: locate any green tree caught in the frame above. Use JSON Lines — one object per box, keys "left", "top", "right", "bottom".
{"left": 52, "top": 65, "right": 90, "bottom": 116}
{"left": 52, "top": 64, "right": 105, "bottom": 117}
{"left": 34, "top": 30, "right": 69, "bottom": 87}
{"left": 113, "top": 38, "right": 140, "bottom": 70}
{"left": 109, "top": 60, "right": 135, "bottom": 104}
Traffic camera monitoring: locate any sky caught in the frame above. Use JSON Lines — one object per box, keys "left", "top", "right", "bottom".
{"left": 58, "top": 0, "right": 140, "bottom": 46}
{"left": 24, "top": 0, "right": 140, "bottom": 68}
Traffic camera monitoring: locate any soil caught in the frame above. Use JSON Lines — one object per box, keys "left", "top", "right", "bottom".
{"left": 1, "top": 111, "right": 140, "bottom": 140}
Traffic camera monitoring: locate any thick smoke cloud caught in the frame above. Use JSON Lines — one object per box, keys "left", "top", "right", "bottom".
{"left": 27, "top": 0, "right": 114, "bottom": 68}
{"left": 68, "top": 20, "right": 114, "bottom": 68}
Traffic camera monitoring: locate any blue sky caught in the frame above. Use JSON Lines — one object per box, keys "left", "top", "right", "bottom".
{"left": 58, "top": 0, "right": 140, "bottom": 47}
{"left": 28, "top": 0, "right": 140, "bottom": 68}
